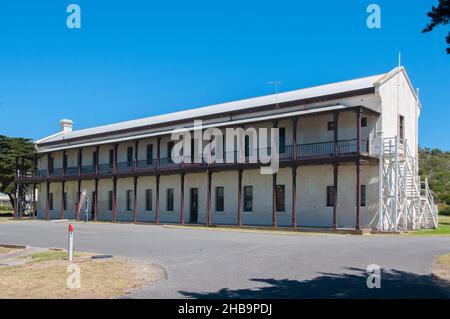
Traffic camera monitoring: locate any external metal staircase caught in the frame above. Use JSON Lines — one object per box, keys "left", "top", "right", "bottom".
{"left": 374, "top": 136, "right": 438, "bottom": 231}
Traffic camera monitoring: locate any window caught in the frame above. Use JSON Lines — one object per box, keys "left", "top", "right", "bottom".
{"left": 126, "top": 190, "right": 132, "bottom": 211}
{"left": 78, "top": 152, "right": 83, "bottom": 167}
{"left": 399, "top": 115, "right": 405, "bottom": 140}
{"left": 191, "top": 139, "right": 195, "bottom": 163}
{"left": 361, "top": 185, "right": 366, "bottom": 207}
{"left": 361, "top": 117, "right": 368, "bottom": 127}
{"left": 63, "top": 192, "right": 67, "bottom": 210}
{"left": 127, "top": 147, "right": 133, "bottom": 167}
{"left": 327, "top": 121, "right": 334, "bottom": 131}
{"left": 146, "top": 144, "right": 153, "bottom": 165}
{"left": 276, "top": 185, "right": 285, "bottom": 212}
{"left": 93, "top": 151, "right": 97, "bottom": 167}
{"left": 145, "top": 189, "right": 153, "bottom": 211}
{"left": 167, "top": 189, "right": 174, "bottom": 211}
{"left": 167, "top": 141, "right": 174, "bottom": 163}
{"left": 49, "top": 193, "right": 54, "bottom": 210}
{"left": 326, "top": 186, "right": 334, "bottom": 207}
{"left": 222, "top": 136, "right": 226, "bottom": 162}
{"left": 279, "top": 127, "right": 286, "bottom": 153}
{"left": 49, "top": 156, "right": 54, "bottom": 174}
{"left": 244, "top": 135, "right": 250, "bottom": 157}
{"left": 108, "top": 191, "right": 113, "bottom": 211}
{"left": 243, "top": 186, "right": 253, "bottom": 212}
{"left": 63, "top": 154, "right": 68, "bottom": 170}
{"left": 91, "top": 191, "right": 96, "bottom": 213}
{"left": 215, "top": 187, "right": 224, "bottom": 212}
{"left": 109, "top": 149, "right": 114, "bottom": 165}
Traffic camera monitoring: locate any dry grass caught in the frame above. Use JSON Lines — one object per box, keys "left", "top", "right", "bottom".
{"left": 434, "top": 253, "right": 450, "bottom": 282}
{"left": 0, "top": 247, "right": 16, "bottom": 255}
{"left": 0, "top": 217, "right": 13, "bottom": 223}
{"left": 0, "top": 250, "right": 166, "bottom": 299}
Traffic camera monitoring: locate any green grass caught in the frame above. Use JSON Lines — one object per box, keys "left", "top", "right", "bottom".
{"left": 22, "top": 251, "right": 79, "bottom": 262}
{"left": 410, "top": 215, "right": 450, "bottom": 236}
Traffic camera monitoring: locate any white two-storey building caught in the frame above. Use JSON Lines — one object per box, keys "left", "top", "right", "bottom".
{"left": 15, "top": 67, "right": 438, "bottom": 231}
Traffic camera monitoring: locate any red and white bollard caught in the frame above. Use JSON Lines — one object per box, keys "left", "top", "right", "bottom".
{"left": 68, "top": 224, "right": 74, "bottom": 261}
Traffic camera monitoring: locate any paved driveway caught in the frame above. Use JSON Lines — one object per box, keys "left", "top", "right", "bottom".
{"left": 0, "top": 220, "right": 449, "bottom": 298}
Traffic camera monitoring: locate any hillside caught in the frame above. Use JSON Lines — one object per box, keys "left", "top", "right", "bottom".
{"left": 419, "top": 148, "right": 450, "bottom": 215}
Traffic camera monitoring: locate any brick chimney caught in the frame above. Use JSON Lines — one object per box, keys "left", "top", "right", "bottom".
{"left": 60, "top": 119, "right": 73, "bottom": 132}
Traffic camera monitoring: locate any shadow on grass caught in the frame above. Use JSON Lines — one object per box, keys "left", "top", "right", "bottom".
{"left": 179, "top": 268, "right": 450, "bottom": 299}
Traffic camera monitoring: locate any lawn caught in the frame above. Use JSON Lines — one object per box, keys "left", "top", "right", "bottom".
{"left": 410, "top": 215, "right": 450, "bottom": 236}
{"left": 0, "top": 249, "right": 166, "bottom": 298}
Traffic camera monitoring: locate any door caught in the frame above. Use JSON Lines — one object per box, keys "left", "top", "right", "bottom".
{"left": 190, "top": 188, "right": 198, "bottom": 223}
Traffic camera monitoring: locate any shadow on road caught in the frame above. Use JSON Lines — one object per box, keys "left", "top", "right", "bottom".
{"left": 179, "top": 268, "right": 450, "bottom": 298}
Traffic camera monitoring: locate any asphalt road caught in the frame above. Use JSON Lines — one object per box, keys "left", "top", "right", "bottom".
{"left": 0, "top": 220, "right": 449, "bottom": 298}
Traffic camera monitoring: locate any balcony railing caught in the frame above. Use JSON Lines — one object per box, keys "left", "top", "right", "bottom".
{"left": 37, "top": 169, "right": 47, "bottom": 178}
{"left": 48, "top": 168, "right": 63, "bottom": 177}
{"left": 80, "top": 165, "right": 95, "bottom": 175}
{"left": 66, "top": 167, "right": 79, "bottom": 176}
{"left": 98, "top": 163, "right": 113, "bottom": 174}
{"left": 17, "top": 138, "right": 370, "bottom": 179}
{"left": 117, "top": 161, "right": 134, "bottom": 172}
{"left": 135, "top": 160, "right": 156, "bottom": 171}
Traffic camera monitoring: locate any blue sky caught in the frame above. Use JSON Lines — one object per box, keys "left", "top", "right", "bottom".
{"left": 0, "top": 1, "right": 448, "bottom": 149}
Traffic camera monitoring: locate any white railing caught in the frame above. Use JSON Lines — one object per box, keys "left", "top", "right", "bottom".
{"left": 423, "top": 178, "right": 439, "bottom": 227}
{"left": 377, "top": 136, "right": 438, "bottom": 231}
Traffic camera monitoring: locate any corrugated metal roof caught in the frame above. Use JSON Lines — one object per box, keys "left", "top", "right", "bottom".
{"left": 37, "top": 71, "right": 387, "bottom": 145}
{"left": 38, "top": 104, "right": 357, "bottom": 153}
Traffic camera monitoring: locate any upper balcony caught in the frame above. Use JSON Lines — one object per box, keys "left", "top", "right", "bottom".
{"left": 16, "top": 138, "right": 372, "bottom": 182}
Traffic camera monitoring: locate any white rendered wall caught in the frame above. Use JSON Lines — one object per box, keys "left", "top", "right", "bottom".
{"left": 378, "top": 71, "right": 419, "bottom": 157}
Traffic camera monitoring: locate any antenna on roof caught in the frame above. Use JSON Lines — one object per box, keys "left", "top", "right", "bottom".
{"left": 267, "top": 81, "right": 282, "bottom": 108}
{"left": 398, "top": 51, "right": 402, "bottom": 68}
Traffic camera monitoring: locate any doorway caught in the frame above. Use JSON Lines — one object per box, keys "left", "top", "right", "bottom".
{"left": 190, "top": 188, "right": 198, "bottom": 223}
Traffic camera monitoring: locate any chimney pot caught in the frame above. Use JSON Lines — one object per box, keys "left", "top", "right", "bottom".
{"left": 60, "top": 119, "right": 73, "bottom": 132}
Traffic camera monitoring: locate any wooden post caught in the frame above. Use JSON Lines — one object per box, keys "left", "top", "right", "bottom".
{"left": 13, "top": 183, "right": 18, "bottom": 220}
{"left": 272, "top": 120, "right": 278, "bottom": 228}
{"left": 292, "top": 166, "right": 297, "bottom": 228}
{"left": 18, "top": 179, "right": 23, "bottom": 219}
{"left": 95, "top": 145, "right": 100, "bottom": 175}
{"left": 180, "top": 173, "right": 185, "bottom": 224}
{"left": 272, "top": 172, "right": 277, "bottom": 228}
{"left": 132, "top": 176, "right": 138, "bottom": 223}
{"left": 14, "top": 157, "right": 19, "bottom": 219}
{"left": 355, "top": 160, "right": 361, "bottom": 230}
{"left": 334, "top": 112, "right": 339, "bottom": 155}
{"left": 77, "top": 149, "right": 82, "bottom": 177}
{"left": 112, "top": 177, "right": 117, "bottom": 222}
{"left": 356, "top": 108, "right": 362, "bottom": 154}
{"left": 134, "top": 140, "right": 139, "bottom": 171}
{"left": 32, "top": 183, "right": 37, "bottom": 219}
{"left": 155, "top": 175, "right": 160, "bottom": 224}
{"left": 206, "top": 170, "right": 212, "bottom": 226}
{"left": 62, "top": 150, "right": 66, "bottom": 176}
{"left": 237, "top": 169, "right": 243, "bottom": 226}
{"left": 34, "top": 154, "right": 38, "bottom": 178}
{"left": 76, "top": 180, "right": 81, "bottom": 220}
{"left": 94, "top": 178, "right": 99, "bottom": 222}
{"left": 45, "top": 181, "right": 50, "bottom": 220}
{"left": 113, "top": 144, "right": 118, "bottom": 174}
{"left": 332, "top": 163, "right": 338, "bottom": 229}
{"left": 156, "top": 137, "right": 161, "bottom": 170}
{"left": 47, "top": 153, "right": 51, "bottom": 177}
{"left": 292, "top": 118, "right": 297, "bottom": 160}
{"left": 60, "top": 181, "right": 65, "bottom": 219}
